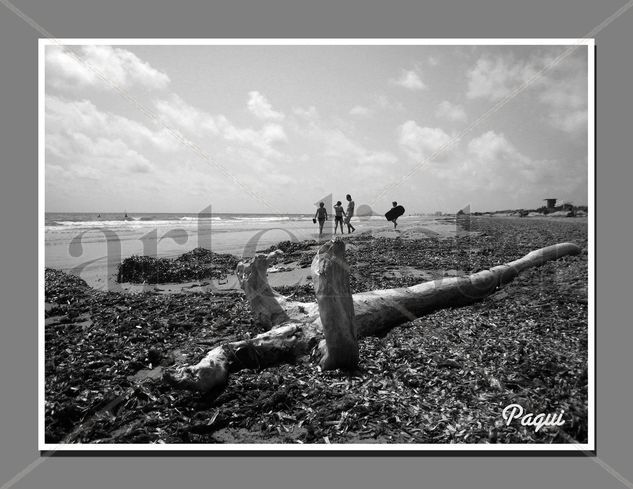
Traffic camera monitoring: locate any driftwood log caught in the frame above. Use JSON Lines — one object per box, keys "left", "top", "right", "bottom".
{"left": 312, "top": 239, "right": 359, "bottom": 371}
{"left": 164, "top": 239, "right": 581, "bottom": 395}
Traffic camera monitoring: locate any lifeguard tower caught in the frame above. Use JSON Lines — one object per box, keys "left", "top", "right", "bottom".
{"left": 544, "top": 198, "right": 557, "bottom": 209}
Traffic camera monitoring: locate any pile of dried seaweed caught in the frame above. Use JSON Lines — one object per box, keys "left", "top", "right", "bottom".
{"left": 260, "top": 240, "right": 319, "bottom": 255}
{"left": 44, "top": 217, "right": 589, "bottom": 445}
{"left": 259, "top": 239, "right": 318, "bottom": 268}
{"left": 116, "top": 247, "right": 240, "bottom": 284}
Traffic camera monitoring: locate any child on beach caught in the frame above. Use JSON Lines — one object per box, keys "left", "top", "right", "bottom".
{"left": 345, "top": 194, "right": 356, "bottom": 233}
{"left": 314, "top": 202, "right": 328, "bottom": 237}
{"left": 333, "top": 201, "right": 346, "bottom": 234}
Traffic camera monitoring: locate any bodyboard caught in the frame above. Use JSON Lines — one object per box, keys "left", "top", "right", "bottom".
{"left": 385, "top": 205, "right": 405, "bottom": 221}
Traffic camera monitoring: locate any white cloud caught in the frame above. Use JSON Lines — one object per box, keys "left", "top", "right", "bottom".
{"left": 45, "top": 96, "right": 159, "bottom": 178}
{"left": 348, "top": 96, "right": 403, "bottom": 117}
{"left": 546, "top": 110, "right": 587, "bottom": 134}
{"left": 460, "top": 131, "right": 583, "bottom": 197}
{"left": 46, "top": 95, "right": 179, "bottom": 154}
{"left": 390, "top": 68, "right": 427, "bottom": 90}
{"left": 154, "top": 94, "right": 224, "bottom": 137}
{"left": 155, "top": 95, "right": 287, "bottom": 158}
{"left": 247, "top": 91, "right": 285, "bottom": 121}
{"left": 223, "top": 122, "right": 287, "bottom": 157}
{"left": 218, "top": 146, "right": 298, "bottom": 194}
{"left": 391, "top": 127, "right": 586, "bottom": 210}
{"left": 350, "top": 105, "right": 371, "bottom": 117}
{"left": 539, "top": 85, "right": 585, "bottom": 109}
{"left": 46, "top": 121, "right": 154, "bottom": 179}
{"left": 538, "top": 65, "right": 587, "bottom": 134}
{"left": 428, "top": 56, "right": 439, "bottom": 66}
{"left": 397, "top": 121, "right": 453, "bottom": 162}
{"left": 376, "top": 95, "right": 404, "bottom": 111}
{"left": 435, "top": 101, "right": 468, "bottom": 122}
{"left": 466, "top": 51, "right": 588, "bottom": 134}
{"left": 320, "top": 128, "right": 397, "bottom": 168}
{"left": 358, "top": 151, "right": 398, "bottom": 167}
{"left": 467, "top": 131, "right": 519, "bottom": 163}
{"left": 45, "top": 95, "right": 235, "bottom": 209}
{"left": 292, "top": 105, "right": 319, "bottom": 121}
{"left": 46, "top": 45, "right": 170, "bottom": 91}
{"left": 289, "top": 110, "right": 398, "bottom": 184}
{"left": 466, "top": 55, "right": 540, "bottom": 101}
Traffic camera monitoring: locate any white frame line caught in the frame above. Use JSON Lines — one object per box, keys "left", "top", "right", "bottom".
{"left": 38, "top": 38, "right": 595, "bottom": 452}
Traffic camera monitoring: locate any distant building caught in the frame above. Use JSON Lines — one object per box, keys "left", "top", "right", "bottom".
{"left": 544, "top": 198, "right": 557, "bottom": 209}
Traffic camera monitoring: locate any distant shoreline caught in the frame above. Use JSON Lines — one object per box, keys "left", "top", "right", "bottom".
{"left": 44, "top": 215, "right": 588, "bottom": 293}
{"left": 44, "top": 215, "right": 457, "bottom": 290}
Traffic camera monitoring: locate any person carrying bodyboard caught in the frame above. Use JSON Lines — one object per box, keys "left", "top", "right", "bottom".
{"left": 385, "top": 201, "right": 405, "bottom": 229}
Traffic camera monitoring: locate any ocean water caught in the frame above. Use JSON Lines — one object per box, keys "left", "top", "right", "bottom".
{"left": 45, "top": 211, "right": 306, "bottom": 228}
{"left": 44, "top": 212, "right": 456, "bottom": 289}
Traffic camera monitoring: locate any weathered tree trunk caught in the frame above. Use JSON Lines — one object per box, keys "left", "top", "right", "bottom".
{"left": 164, "top": 322, "right": 323, "bottom": 395}
{"left": 312, "top": 238, "right": 358, "bottom": 371}
{"left": 353, "top": 242, "right": 582, "bottom": 337}
{"left": 236, "top": 250, "right": 320, "bottom": 327}
{"left": 164, "top": 241, "right": 581, "bottom": 394}
{"left": 235, "top": 252, "right": 289, "bottom": 329}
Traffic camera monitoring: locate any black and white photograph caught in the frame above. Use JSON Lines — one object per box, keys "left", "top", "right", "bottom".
{"left": 40, "top": 39, "right": 594, "bottom": 450}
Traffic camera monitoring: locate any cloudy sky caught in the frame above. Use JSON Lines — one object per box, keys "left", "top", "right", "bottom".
{"left": 44, "top": 42, "right": 590, "bottom": 214}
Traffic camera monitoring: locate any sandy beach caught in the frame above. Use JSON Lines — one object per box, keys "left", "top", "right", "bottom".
{"left": 44, "top": 215, "right": 588, "bottom": 445}
{"left": 45, "top": 213, "right": 456, "bottom": 290}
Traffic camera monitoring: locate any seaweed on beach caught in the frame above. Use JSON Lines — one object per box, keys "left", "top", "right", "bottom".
{"left": 116, "top": 247, "right": 240, "bottom": 284}
{"left": 259, "top": 240, "right": 320, "bottom": 268}
{"left": 274, "top": 284, "right": 315, "bottom": 302}
{"left": 45, "top": 268, "right": 91, "bottom": 304}
{"left": 44, "top": 273, "right": 255, "bottom": 443}
{"left": 44, "top": 217, "right": 589, "bottom": 445}
{"left": 259, "top": 240, "right": 318, "bottom": 255}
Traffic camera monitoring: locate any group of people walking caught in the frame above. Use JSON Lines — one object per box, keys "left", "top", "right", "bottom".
{"left": 313, "top": 196, "right": 404, "bottom": 237}
{"left": 314, "top": 194, "right": 356, "bottom": 237}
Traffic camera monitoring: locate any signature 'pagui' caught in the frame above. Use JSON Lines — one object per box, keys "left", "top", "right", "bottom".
{"left": 502, "top": 404, "right": 566, "bottom": 432}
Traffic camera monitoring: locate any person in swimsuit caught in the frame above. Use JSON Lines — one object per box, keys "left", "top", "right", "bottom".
{"left": 391, "top": 201, "right": 399, "bottom": 229}
{"left": 333, "top": 200, "right": 346, "bottom": 234}
{"left": 345, "top": 194, "right": 356, "bottom": 233}
{"left": 314, "top": 202, "right": 328, "bottom": 237}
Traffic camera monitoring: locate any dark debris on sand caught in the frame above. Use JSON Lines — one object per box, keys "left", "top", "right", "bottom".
{"left": 44, "top": 217, "right": 589, "bottom": 445}
{"left": 259, "top": 239, "right": 319, "bottom": 268}
{"left": 116, "top": 248, "right": 240, "bottom": 284}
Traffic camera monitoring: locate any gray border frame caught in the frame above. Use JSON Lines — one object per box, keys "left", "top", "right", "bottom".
{"left": 1, "top": 0, "right": 631, "bottom": 487}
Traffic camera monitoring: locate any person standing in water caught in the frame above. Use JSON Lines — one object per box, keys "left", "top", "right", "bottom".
{"left": 314, "top": 202, "right": 328, "bottom": 237}
{"left": 345, "top": 194, "right": 356, "bottom": 233}
{"left": 333, "top": 200, "right": 346, "bottom": 234}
